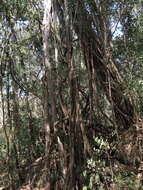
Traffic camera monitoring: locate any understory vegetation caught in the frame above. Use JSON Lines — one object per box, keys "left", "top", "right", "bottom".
{"left": 0, "top": 0, "right": 143, "bottom": 189}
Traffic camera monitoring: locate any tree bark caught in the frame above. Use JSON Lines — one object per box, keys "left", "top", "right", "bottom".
{"left": 73, "top": 0, "right": 135, "bottom": 132}
{"left": 42, "top": 0, "right": 57, "bottom": 187}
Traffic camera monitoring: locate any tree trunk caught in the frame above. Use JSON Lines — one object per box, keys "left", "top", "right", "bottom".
{"left": 42, "top": 0, "right": 56, "bottom": 187}
{"left": 71, "top": 0, "right": 143, "bottom": 174}
{"left": 73, "top": 0, "right": 135, "bottom": 132}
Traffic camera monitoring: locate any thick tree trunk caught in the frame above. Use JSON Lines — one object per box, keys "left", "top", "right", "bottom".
{"left": 44, "top": 0, "right": 142, "bottom": 188}
{"left": 72, "top": 0, "right": 135, "bottom": 132}
{"left": 71, "top": 0, "right": 143, "bottom": 174}
{"left": 42, "top": 0, "right": 57, "bottom": 187}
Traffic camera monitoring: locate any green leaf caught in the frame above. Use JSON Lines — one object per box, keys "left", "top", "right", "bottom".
{"left": 82, "top": 186, "right": 88, "bottom": 190}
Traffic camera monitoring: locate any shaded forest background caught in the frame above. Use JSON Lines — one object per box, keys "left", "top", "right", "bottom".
{"left": 0, "top": 0, "right": 143, "bottom": 189}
